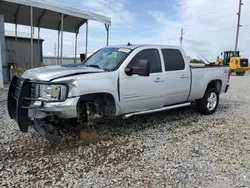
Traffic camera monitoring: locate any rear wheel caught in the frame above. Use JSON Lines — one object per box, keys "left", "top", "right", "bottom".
{"left": 196, "top": 88, "right": 219, "bottom": 115}
{"left": 236, "top": 71, "right": 246, "bottom": 76}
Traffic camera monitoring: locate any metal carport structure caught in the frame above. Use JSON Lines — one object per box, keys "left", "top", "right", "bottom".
{"left": 0, "top": 0, "right": 111, "bottom": 84}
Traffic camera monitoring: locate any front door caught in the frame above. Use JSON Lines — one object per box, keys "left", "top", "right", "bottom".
{"left": 120, "top": 49, "right": 166, "bottom": 114}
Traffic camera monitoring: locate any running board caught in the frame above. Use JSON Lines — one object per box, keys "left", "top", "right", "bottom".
{"left": 122, "top": 102, "right": 191, "bottom": 119}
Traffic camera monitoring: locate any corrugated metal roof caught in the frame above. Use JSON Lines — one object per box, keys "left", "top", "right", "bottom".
{"left": 1, "top": 0, "right": 111, "bottom": 33}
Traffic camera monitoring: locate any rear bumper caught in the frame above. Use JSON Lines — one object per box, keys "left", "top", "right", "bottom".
{"left": 225, "top": 84, "right": 230, "bottom": 93}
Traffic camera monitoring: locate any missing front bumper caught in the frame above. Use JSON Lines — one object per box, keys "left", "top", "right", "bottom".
{"left": 28, "top": 97, "right": 79, "bottom": 119}
{"left": 7, "top": 76, "right": 78, "bottom": 133}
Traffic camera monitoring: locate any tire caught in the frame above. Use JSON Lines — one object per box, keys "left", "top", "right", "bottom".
{"left": 196, "top": 88, "right": 219, "bottom": 115}
{"left": 236, "top": 71, "right": 246, "bottom": 76}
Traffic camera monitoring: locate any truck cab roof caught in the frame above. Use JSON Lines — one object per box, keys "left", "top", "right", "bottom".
{"left": 105, "top": 44, "right": 182, "bottom": 50}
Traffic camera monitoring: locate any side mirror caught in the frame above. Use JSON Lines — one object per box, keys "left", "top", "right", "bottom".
{"left": 221, "top": 52, "right": 223, "bottom": 55}
{"left": 125, "top": 59, "right": 150, "bottom": 76}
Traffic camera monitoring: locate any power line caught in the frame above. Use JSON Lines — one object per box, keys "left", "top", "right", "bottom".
{"left": 173, "top": 12, "right": 236, "bottom": 30}
{"left": 84, "top": 4, "right": 250, "bottom": 43}
{"left": 179, "top": 5, "right": 241, "bottom": 21}
{"left": 86, "top": 4, "right": 250, "bottom": 39}
{"left": 89, "top": 23, "right": 250, "bottom": 44}
{"left": 85, "top": 4, "right": 250, "bottom": 44}
{"left": 146, "top": 7, "right": 250, "bottom": 35}
{"left": 197, "top": 26, "right": 236, "bottom": 36}
{"left": 166, "top": 9, "right": 250, "bottom": 32}
{"left": 88, "top": 21, "right": 250, "bottom": 44}
{"left": 179, "top": 0, "right": 235, "bottom": 12}
{"left": 187, "top": 24, "right": 250, "bottom": 38}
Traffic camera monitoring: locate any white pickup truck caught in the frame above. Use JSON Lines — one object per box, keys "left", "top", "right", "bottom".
{"left": 8, "top": 44, "right": 230, "bottom": 139}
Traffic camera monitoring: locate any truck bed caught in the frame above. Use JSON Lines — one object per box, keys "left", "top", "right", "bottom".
{"left": 188, "top": 65, "right": 230, "bottom": 101}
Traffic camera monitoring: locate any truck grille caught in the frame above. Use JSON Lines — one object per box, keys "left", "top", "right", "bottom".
{"left": 240, "top": 59, "right": 249, "bottom": 67}
{"left": 8, "top": 75, "right": 68, "bottom": 132}
{"left": 13, "top": 86, "right": 19, "bottom": 99}
{"left": 13, "top": 78, "right": 23, "bottom": 98}
{"left": 12, "top": 78, "right": 36, "bottom": 100}
{"left": 30, "top": 83, "right": 37, "bottom": 98}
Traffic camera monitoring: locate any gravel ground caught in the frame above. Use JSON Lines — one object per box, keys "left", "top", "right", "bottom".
{"left": 1, "top": 75, "right": 250, "bottom": 188}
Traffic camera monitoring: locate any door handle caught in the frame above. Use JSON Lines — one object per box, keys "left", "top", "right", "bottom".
{"left": 180, "top": 74, "right": 188, "bottom": 79}
{"left": 154, "top": 77, "right": 164, "bottom": 82}
{"left": 154, "top": 80, "right": 164, "bottom": 82}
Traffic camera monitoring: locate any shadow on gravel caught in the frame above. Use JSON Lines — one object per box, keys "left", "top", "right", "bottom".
{"left": 94, "top": 105, "right": 199, "bottom": 136}
{"left": 2, "top": 102, "right": 231, "bottom": 160}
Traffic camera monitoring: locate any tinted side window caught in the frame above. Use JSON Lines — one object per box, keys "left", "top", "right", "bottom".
{"left": 129, "top": 49, "right": 162, "bottom": 73}
{"left": 161, "top": 49, "right": 185, "bottom": 71}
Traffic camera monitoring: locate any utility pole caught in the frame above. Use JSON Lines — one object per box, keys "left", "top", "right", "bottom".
{"left": 72, "top": 35, "right": 74, "bottom": 56}
{"left": 180, "top": 28, "right": 184, "bottom": 47}
{"left": 54, "top": 42, "right": 57, "bottom": 56}
{"left": 235, "top": 0, "right": 243, "bottom": 51}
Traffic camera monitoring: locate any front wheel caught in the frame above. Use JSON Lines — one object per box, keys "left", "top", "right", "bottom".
{"left": 236, "top": 71, "right": 246, "bottom": 76}
{"left": 196, "top": 88, "right": 219, "bottom": 115}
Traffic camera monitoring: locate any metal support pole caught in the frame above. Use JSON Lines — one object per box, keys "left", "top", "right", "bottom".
{"left": 0, "top": 1, "right": 8, "bottom": 84}
{"left": 30, "top": 6, "right": 33, "bottom": 68}
{"left": 60, "top": 13, "right": 64, "bottom": 65}
{"left": 0, "top": 15, "right": 7, "bottom": 83}
{"left": 75, "top": 33, "right": 78, "bottom": 64}
{"left": 0, "top": 42, "right": 3, "bottom": 88}
{"left": 14, "top": 4, "right": 20, "bottom": 66}
{"left": 57, "top": 30, "right": 60, "bottom": 65}
{"left": 235, "top": 0, "right": 243, "bottom": 51}
{"left": 105, "top": 24, "right": 109, "bottom": 46}
{"left": 15, "top": 24, "right": 17, "bottom": 62}
{"left": 85, "top": 20, "right": 88, "bottom": 57}
{"left": 38, "top": 27, "right": 41, "bottom": 65}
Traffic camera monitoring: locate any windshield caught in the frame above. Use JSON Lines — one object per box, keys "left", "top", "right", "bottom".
{"left": 233, "top": 51, "right": 240, "bottom": 57}
{"left": 225, "top": 51, "right": 240, "bottom": 59}
{"left": 82, "top": 48, "right": 131, "bottom": 71}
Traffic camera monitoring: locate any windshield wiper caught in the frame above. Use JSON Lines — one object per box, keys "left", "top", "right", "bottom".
{"left": 85, "top": 64, "right": 109, "bottom": 71}
{"left": 86, "top": 64, "right": 101, "bottom": 69}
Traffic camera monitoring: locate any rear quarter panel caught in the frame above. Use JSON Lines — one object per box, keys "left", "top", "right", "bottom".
{"left": 188, "top": 66, "right": 230, "bottom": 100}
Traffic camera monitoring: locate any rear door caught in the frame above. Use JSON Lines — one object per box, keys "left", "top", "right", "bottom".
{"left": 161, "top": 48, "right": 191, "bottom": 105}
{"left": 120, "top": 48, "right": 166, "bottom": 114}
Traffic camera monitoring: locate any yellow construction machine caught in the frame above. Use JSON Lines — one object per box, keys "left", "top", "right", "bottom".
{"left": 216, "top": 51, "right": 250, "bottom": 76}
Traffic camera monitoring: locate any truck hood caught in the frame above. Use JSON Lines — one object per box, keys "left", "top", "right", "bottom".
{"left": 22, "top": 64, "right": 104, "bottom": 81}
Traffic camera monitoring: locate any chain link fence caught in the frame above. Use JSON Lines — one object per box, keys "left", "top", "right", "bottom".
{"left": 43, "top": 56, "right": 81, "bottom": 66}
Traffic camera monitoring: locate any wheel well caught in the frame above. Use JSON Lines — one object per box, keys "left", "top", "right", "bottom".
{"left": 79, "top": 93, "right": 116, "bottom": 117}
{"left": 206, "top": 80, "right": 222, "bottom": 93}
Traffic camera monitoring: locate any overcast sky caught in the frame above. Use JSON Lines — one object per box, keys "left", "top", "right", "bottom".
{"left": 4, "top": 0, "right": 250, "bottom": 60}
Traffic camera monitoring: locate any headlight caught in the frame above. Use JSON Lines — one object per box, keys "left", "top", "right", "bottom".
{"left": 39, "top": 84, "right": 67, "bottom": 101}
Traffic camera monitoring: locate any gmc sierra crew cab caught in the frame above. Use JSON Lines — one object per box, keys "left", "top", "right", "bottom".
{"left": 7, "top": 44, "right": 230, "bottom": 140}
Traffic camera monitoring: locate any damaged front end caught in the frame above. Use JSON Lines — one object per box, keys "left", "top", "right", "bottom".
{"left": 7, "top": 75, "right": 79, "bottom": 140}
